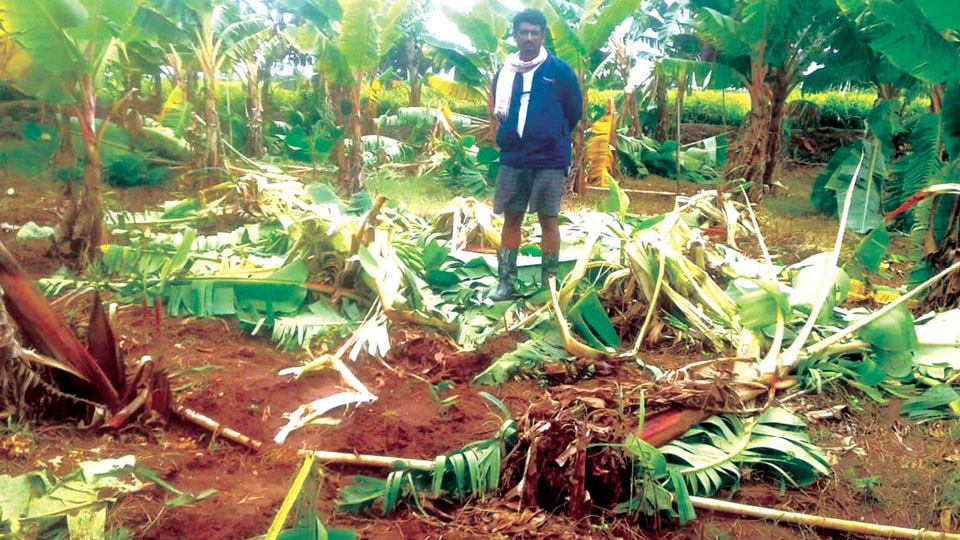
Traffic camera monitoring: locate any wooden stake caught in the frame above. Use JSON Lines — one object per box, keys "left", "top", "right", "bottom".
{"left": 586, "top": 186, "right": 679, "bottom": 197}
{"left": 297, "top": 449, "right": 434, "bottom": 471}
{"left": 173, "top": 405, "right": 263, "bottom": 451}
{"left": 691, "top": 495, "right": 960, "bottom": 540}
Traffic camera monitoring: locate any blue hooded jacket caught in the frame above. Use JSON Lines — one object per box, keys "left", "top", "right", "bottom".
{"left": 493, "top": 54, "right": 583, "bottom": 169}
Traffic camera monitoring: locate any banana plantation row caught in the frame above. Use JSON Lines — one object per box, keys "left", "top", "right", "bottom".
{"left": 0, "top": 0, "right": 957, "bottom": 283}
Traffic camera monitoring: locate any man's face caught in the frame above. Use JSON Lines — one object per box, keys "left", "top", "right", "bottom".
{"left": 514, "top": 22, "right": 544, "bottom": 60}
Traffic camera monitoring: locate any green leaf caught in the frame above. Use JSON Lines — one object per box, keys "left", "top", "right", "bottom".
{"left": 913, "top": 0, "right": 960, "bottom": 31}
{"left": 843, "top": 0, "right": 960, "bottom": 83}
{"left": 874, "top": 349, "right": 914, "bottom": 379}
{"left": 66, "top": 507, "right": 106, "bottom": 539}
{"left": 858, "top": 304, "right": 918, "bottom": 352}
{"left": 567, "top": 289, "right": 620, "bottom": 350}
{"left": 431, "top": 456, "right": 446, "bottom": 497}
{"left": 788, "top": 255, "right": 847, "bottom": 321}
{"left": 729, "top": 279, "right": 789, "bottom": 330}
{"left": 852, "top": 226, "right": 890, "bottom": 273}
{"left": 662, "top": 409, "right": 829, "bottom": 497}
{"left": 943, "top": 82, "right": 960, "bottom": 161}
{"left": 476, "top": 146, "right": 499, "bottom": 165}
{"left": 601, "top": 175, "right": 630, "bottom": 220}
{"left": 669, "top": 468, "right": 696, "bottom": 524}
{"left": 335, "top": 476, "right": 386, "bottom": 514}
{"left": 165, "top": 488, "right": 218, "bottom": 507}
{"left": 901, "top": 385, "right": 960, "bottom": 420}
{"left": 382, "top": 471, "right": 405, "bottom": 515}
{"left": 472, "top": 334, "right": 570, "bottom": 385}
{"left": 159, "top": 228, "right": 197, "bottom": 287}
{"left": 624, "top": 434, "right": 667, "bottom": 476}
{"left": 338, "top": 0, "right": 380, "bottom": 72}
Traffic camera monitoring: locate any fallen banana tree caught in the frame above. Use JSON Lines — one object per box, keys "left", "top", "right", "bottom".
{"left": 0, "top": 239, "right": 264, "bottom": 449}
{"left": 289, "top": 163, "right": 960, "bottom": 535}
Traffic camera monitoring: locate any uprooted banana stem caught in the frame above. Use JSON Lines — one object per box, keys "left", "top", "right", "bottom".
{"left": 807, "top": 260, "right": 960, "bottom": 357}
{"left": 776, "top": 150, "right": 866, "bottom": 373}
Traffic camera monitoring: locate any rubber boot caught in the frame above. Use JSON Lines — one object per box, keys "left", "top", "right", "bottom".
{"left": 541, "top": 251, "right": 560, "bottom": 289}
{"left": 489, "top": 247, "right": 519, "bottom": 301}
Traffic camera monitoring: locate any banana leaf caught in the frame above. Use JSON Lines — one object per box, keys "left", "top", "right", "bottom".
{"left": 824, "top": 140, "right": 886, "bottom": 233}
{"left": 567, "top": 289, "right": 620, "bottom": 351}
{"left": 166, "top": 262, "right": 309, "bottom": 323}
{"left": 661, "top": 408, "right": 830, "bottom": 497}
{"left": 0, "top": 456, "right": 193, "bottom": 539}
{"left": 856, "top": 304, "right": 918, "bottom": 378}
{"left": 473, "top": 332, "right": 570, "bottom": 386}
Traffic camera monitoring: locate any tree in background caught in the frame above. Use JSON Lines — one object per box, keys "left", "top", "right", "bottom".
{"left": 693, "top": 0, "right": 839, "bottom": 201}
{"left": 836, "top": 0, "right": 960, "bottom": 310}
{"left": 382, "top": 0, "right": 435, "bottom": 107}
{"left": 281, "top": 0, "right": 408, "bottom": 195}
{"left": 425, "top": 0, "right": 515, "bottom": 140}
{"left": 0, "top": 0, "right": 143, "bottom": 263}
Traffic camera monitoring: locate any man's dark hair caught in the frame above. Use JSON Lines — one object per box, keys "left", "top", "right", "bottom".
{"left": 512, "top": 8, "right": 547, "bottom": 33}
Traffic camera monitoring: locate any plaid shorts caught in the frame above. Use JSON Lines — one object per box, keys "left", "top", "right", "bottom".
{"left": 492, "top": 166, "right": 567, "bottom": 216}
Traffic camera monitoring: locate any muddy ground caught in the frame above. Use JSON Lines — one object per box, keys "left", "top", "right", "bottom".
{"left": 1, "top": 160, "right": 957, "bottom": 540}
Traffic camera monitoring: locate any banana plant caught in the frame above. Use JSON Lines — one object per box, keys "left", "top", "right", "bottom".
{"left": 423, "top": 0, "right": 514, "bottom": 138}
{"left": 143, "top": 0, "right": 273, "bottom": 169}
{"left": 0, "top": 0, "right": 143, "bottom": 262}
{"left": 834, "top": 0, "right": 960, "bottom": 308}
{"left": 381, "top": 1, "right": 432, "bottom": 107}
{"left": 691, "top": 0, "right": 840, "bottom": 201}
{"left": 278, "top": 0, "right": 408, "bottom": 195}
{"left": 836, "top": 0, "right": 960, "bottom": 86}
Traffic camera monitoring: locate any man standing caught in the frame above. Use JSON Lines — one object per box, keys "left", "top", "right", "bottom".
{"left": 489, "top": 8, "right": 583, "bottom": 302}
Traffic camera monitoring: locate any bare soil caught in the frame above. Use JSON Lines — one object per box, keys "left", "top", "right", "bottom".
{"left": 1, "top": 166, "right": 957, "bottom": 540}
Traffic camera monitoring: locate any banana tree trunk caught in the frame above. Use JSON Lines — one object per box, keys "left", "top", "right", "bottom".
{"left": 878, "top": 83, "right": 900, "bottom": 101}
{"left": 654, "top": 69, "right": 670, "bottom": 143}
{"left": 675, "top": 69, "right": 689, "bottom": 181}
{"left": 204, "top": 84, "right": 221, "bottom": 169}
{"left": 58, "top": 75, "right": 105, "bottom": 263}
{"left": 51, "top": 107, "right": 77, "bottom": 170}
{"left": 620, "top": 88, "right": 641, "bottom": 138}
{"left": 572, "top": 75, "right": 588, "bottom": 195}
{"left": 149, "top": 69, "right": 164, "bottom": 115}
{"left": 339, "top": 74, "right": 365, "bottom": 196}
{"left": 930, "top": 83, "right": 945, "bottom": 114}
{"left": 758, "top": 71, "right": 793, "bottom": 192}
{"left": 921, "top": 197, "right": 960, "bottom": 311}
{"left": 405, "top": 38, "right": 422, "bottom": 107}
{"left": 244, "top": 59, "right": 264, "bottom": 159}
{"left": 724, "top": 62, "right": 773, "bottom": 202}
{"left": 571, "top": 127, "right": 586, "bottom": 196}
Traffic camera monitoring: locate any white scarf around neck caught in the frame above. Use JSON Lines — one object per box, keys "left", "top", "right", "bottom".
{"left": 494, "top": 47, "right": 548, "bottom": 121}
